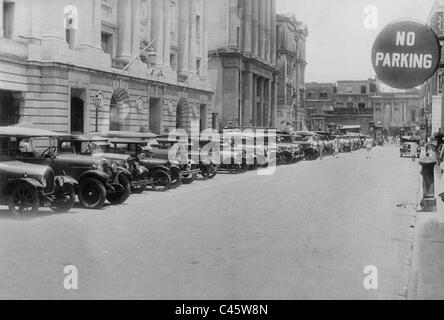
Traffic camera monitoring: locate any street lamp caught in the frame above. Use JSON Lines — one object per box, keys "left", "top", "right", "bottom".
{"left": 92, "top": 91, "right": 104, "bottom": 132}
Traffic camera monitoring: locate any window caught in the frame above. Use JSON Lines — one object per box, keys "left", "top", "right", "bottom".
{"left": 3, "top": 1, "right": 14, "bottom": 39}
{"left": 361, "top": 86, "right": 367, "bottom": 94}
{"left": 101, "top": 32, "right": 113, "bottom": 56}
{"left": 319, "top": 92, "right": 328, "bottom": 99}
{"left": 212, "top": 113, "right": 219, "bottom": 130}
{"left": 347, "top": 102, "right": 354, "bottom": 108}
{"left": 346, "top": 86, "right": 353, "bottom": 94}
{"left": 358, "top": 103, "right": 366, "bottom": 109}
{"left": 196, "top": 15, "right": 201, "bottom": 40}
{"left": 170, "top": 53, "right": 177, "bottom": 71}
{"left": 196, "top": 58, "right": 201, "bottom": 76}
{"left": 307, "top": 92, "right": 313, "bottom": 99}
{"left": 411, "top": 110, "right": 416, "bottom": 122}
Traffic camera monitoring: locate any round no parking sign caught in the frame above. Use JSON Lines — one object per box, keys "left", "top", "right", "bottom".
{"left": 371, "top": 20, "right": 441, "bottom": 89}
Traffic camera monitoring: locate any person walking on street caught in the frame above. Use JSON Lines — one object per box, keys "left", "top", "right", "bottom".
{"left": 319, "top": 140, "right": 324, "bottom": 160}
{"left": 333, "top": 138, "right": 340, "bottom": 158}
{"left": 411, "top": 142, "right": 418, "bottom": 161}
{"left": 365, "top": 138, "right": 373, "bottom": 159}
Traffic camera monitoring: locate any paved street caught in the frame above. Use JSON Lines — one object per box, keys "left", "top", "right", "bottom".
{"left": 0, "top": 146, "right": 420, "bottom": 299}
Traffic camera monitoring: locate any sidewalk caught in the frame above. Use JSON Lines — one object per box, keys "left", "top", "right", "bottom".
{"left": 408, "top": 163, "right": 444, "bottom": 299}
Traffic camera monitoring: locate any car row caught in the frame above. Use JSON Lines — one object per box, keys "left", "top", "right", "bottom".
{"left": 0, "top": 126, "right": 369, "bottom": 217}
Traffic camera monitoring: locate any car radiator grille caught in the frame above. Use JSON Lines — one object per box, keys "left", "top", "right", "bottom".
{"left": 44, "top": 169, "right": 55, "bottom": 195}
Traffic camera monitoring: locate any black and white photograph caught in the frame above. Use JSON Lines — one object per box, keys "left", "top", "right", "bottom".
{"left": 0, "top": 0, "right": 443, "bottom": 306}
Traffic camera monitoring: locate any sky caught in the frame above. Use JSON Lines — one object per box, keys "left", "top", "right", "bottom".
{"left": 276, "top": 0, "right": 436, "bottom": 83}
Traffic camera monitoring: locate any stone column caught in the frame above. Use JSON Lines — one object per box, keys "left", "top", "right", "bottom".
{"left": 228, "top": 0, "right": 238, "bottom": 48}
{"left": 243, "top": 72, "right": 253, "bottom": 126}
{"left": 265, "top": 0, "right": 271, "bottom": 62}
{"left": 270, "top": 0, "right": 276, "bottom": 66}
{"left": 189, "top": 0, "right": 197, "bottom": 72}
{"left": 0, "top": 0, "right": 4, "bottom": 38}
{"left": 259, "top": 0, "right": 266, "bottom": 59}
{"left": 92, "top": 0, "right": 102, "bottom": 50}
{"left": 252, "top": 0, "right": 259, "bottom": 57}
{"left": 178, "top": 0, "right": 191, "bottom": 75}
{"left": 271, "top": 78, "right": 278, "bottom": 127}
{"left": 268, "top": 79, "right": 273, "bottom": 127}
{"left": 257, "top": 77, "right": 263, "bottom": 126}
{"left": 132, "top": 0, "right": 141, "bottom": 57}
{"left": 243, "top": 0, "right": 253, "bottom": 54}
{"left": 151, "top": 0, "right": 164, "bottom": 65}
{"left": 252, "top": 75, "right": 257, "bottom": 126}
{"left": 117, "top": 0, "right": 132, "bottom": 61}
{"left": 163, "top": 0, "right": 171, "bottom": 67}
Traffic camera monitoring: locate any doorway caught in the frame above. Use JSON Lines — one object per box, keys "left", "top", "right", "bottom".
{"left": 149, "top": 98, "right": 161, "bottom": 134}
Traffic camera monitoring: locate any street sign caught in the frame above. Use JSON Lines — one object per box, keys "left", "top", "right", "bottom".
{"left": 372, "top": 20, "right": 441, "bottom": 89}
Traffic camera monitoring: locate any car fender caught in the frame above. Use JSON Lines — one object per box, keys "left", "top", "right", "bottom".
{"left": 151, "top": 165, "right": 171, "bottom": 173}
{"left": 117, "top": 167, "right": 132, "bottom": 178}
{"left": 79, "top": 170, "right": 109, "bottom": 185}
{"left": 4, "top": 178, "right": 44, "bottom": 195}
{"left": 169, "top": 164, "right": 182, "bottom": 172}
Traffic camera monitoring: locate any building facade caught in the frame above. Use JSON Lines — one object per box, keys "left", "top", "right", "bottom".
{"left": 371, "top": 89, "right": 425, "bottom": 137}
{"left": 425, "top": 0, "right": 444, "bottom": 134}
{"left": 206, "top": 0, "right": 278, "bottom": 130}
{"left": 0, "top": 0, "right": 213, "bottom": 134}
{"left": 305, "top": 82, "right": 336, "bottom": 131}
{"left": 276, "top": 13, "right": 308, "bottom": 131}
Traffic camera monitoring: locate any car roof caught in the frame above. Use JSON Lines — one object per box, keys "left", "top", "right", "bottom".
{"left": 109, "top": 138, "right": 149, "bottom": 145}
{"left": 0, "top": 126, "right": 69, "bottom": 138}
{"left": 97, "top": 131, "right": 157, "bottom": 139}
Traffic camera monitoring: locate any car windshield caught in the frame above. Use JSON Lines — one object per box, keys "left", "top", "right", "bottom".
{"left": 15, "top": 136, "right": 58, "bottom": 158}
{"left": 278, "top": 135, "right": 292, "bottom": 143}
{"left": 77, "top": 141, "right": 111, "bottom": 155}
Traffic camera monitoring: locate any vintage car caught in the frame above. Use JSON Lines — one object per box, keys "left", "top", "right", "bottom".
{"left": 69, "top": 135, "right": 149, "bottom": 194}
{"left": 293, "top": 131, "right": 321, "bottom": 161}
{"left": 241, "top": 131, "right": 270, "bottom": 169}
{"left": 214, "top": 137, "right": 243, "bottom": 174}
{"left": 337, "top": 135, "right": 352, "bottom": 153}
{"left": 276, "top": 131, "right": 304, "bottom": 165}
{"left": 98, "top": 131, "right": 173, "bottom": 191}
{"left": 187, "top": 138, "right": 218, "bottom": 179}
{"left": 3, "top": 127, "right": 130, "bottom": 209}
{"left": 400, "top": 136, "right": 420, "bottom": 158}
{"left": 146, "top": 135, "right": 201, "bottom": 185}
{"left": 0, "top": 127, "right": 79, "bottom": 216}
{"left": 106, "top": 139, "right": 172, "bottom": 191}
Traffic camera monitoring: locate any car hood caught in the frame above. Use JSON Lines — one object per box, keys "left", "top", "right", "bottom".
{"left": 93, "top": 153, "right": 130, "bottom": 162}
{"left": 0, "top": 160, "right": 49, "bottom": 178}
{"left": 56, "top": 153, "right": 107, "bottom": 165}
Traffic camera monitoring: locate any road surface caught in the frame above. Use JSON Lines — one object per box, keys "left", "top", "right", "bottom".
{"left": 0, "top": 145, "right": 420, "bottom": 299}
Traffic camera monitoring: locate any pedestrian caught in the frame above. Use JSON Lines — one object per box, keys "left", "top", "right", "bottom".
{"left": 333, "top": 138, "right": 340, "bottom": 158}
{"left": 411, "top": 142, "right": 418, "bottom": 161}
{"left": 365, "top": 138, "right": 373, "bottom": 159}
{"left": 319, "top": 140, "right": 324, "bottom": 160}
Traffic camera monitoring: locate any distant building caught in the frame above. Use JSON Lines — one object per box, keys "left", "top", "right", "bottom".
{"left": 206, "top": 0, "right": 278, "bottom": 130}
{"left": 305, "top": 82, "right": 336, "bottom": 131}
{"left": 371, "top": 89, "right": 425, "bottom": 137}
{"left": 306, "top": 79, "right": 426, "bottom": 136}
{"left": 0, "top": 0, "right": 213, "bottom": 134}
{"left": 276, "top": 13, "right": 308, "bottom": 131}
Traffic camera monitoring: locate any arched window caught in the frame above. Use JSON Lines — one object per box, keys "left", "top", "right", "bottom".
{"left": 176, "top": 99, "right": 187, "bottom": 129}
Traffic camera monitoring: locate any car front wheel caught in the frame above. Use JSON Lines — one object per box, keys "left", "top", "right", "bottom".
{"left": 51, "top": 184, "right": 76, "bottom": 214}
{"left": 8, "top": 184, "right": 40, "bottom": 218}
{"left": 79, "top": 177, "right": 106, "bottom": 209}
{"left": 106, "top": 174, "right": 131, "bottom": 205}
{"left": 151, "top": 170, "right": 171, "bottom": 192}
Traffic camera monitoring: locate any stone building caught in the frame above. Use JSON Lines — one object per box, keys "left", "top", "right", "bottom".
{"left": 424, "top": 0, "right": 444, "bottom": 134}
{"left": 206, "top": 0, "right": 278, "bottom": 130}
{"left": 305, "top": 82, "right": 336, "bottom": 131}
{"left": 0, "top": 0, "right": 213, "bottom": 134}
{"left": 276, "top": 13, "right": 308, "bottom": 131}
{"left": 371, "top": 89, "right": 425, "bottom": 137}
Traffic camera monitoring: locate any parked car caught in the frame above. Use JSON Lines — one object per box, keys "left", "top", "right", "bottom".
{"left": 186, "top": 137, "right": 218, "bottom": 179}
{"left": 70, "top": 135, "right": 148, "bottom": 194}
{"left": 276, "top": 131, "right": 304, "bottom": 165}
{"left": 146, "top": 135, "right": 201, "bottom": 185}
{"left": 0, "top": 127, "right": 79, "bottom": 216}
{"left": 4, "top": 127, "right": 130, "bottom": 209}
{"left": 98, "top": 131, "right": 172, "bottom": 191}
{"left": 293, "top": 131, "right": 321, "bottom": 161}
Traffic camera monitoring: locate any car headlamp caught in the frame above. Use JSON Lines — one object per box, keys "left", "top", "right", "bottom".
{"left": 40, "top": 177, "right": 47, "bottom": 188}
{"left": 55, "top": 176, "right": 64, "bottom": 188}
{"left": 111, "top": 163, "right": 118, "bottom": 173}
